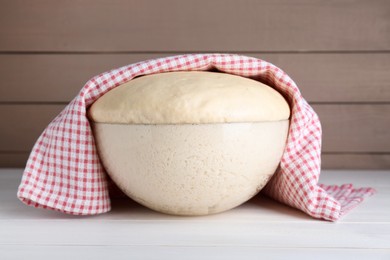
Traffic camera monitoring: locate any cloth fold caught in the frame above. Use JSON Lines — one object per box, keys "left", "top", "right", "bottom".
{"left": 17, "top": 53, "right": 375, "bottom": 221}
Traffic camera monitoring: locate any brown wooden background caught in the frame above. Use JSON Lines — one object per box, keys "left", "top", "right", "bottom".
{"left": 0, "top": 0, "right": 389, "bottom": 169}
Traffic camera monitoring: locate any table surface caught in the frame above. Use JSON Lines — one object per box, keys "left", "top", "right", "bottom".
{"left": 0, "top": 169, "right": 389, "bottom": 259}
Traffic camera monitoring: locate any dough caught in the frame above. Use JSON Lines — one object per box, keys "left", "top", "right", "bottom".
{"left": 88, "top": 71, "right": 290, "bottom": 124}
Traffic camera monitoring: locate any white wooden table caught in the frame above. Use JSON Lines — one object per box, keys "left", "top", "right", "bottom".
{"left": 0, "top": 169, "right": 389, "bottom": 259}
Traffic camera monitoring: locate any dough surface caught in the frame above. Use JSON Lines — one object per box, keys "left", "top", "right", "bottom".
{"left": 88, "top": 71, "right": 290, "bottom": 124}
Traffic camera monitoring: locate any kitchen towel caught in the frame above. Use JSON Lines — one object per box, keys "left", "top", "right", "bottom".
{"left": 17, "top": 53, "right": 375, "bottom": 221}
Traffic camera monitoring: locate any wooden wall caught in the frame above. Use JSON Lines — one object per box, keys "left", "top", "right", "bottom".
{"left": 0, "top": 0, "right": 389, "bottom": 169}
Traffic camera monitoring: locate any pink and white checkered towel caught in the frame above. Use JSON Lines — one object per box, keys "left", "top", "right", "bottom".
{"left": 17, "top": 54, "right": 375, "bottom": 221}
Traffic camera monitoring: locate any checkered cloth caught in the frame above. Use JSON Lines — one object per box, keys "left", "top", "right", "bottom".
{"left": 17, "top": 54, "right": 375, "bottom": 221}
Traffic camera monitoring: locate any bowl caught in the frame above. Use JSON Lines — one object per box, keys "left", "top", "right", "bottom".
{"left": 92, "top": 120, "right": 289, "bottom": 215}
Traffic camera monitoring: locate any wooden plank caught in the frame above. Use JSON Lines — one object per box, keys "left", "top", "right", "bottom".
{"left": 0, "top": 53, "right": 160, "bottom": 102}
{"left": 1, "top": 220, "right": 389, "bottom": 248}
{"left": 0, "top": 105, "right": 64, "bottom": 152}
{"left": 0, "top": 0, "right": 389, "bottom": 52}
{"left": 1, "top": 104, "right": 389, "bottom": 153}
{"left": 267, "top": 53, "right": 390, "bottom": 103}
{"left": 322, "top": 153, "right": 390, "bottom": 170}
{"left": 1, "top": 53, "right": 390, "bottom": 102}
{"left": 1, "top": 170, "right": 389, "bottom": 258}
{"left": 316, "top": 104, "right": 390, "bottom": 153}
{"left": 1, "top": 246, "right": 390, "bottom": 260}
{"left": 0, "top": 152, "right": 29, "bottom": 168}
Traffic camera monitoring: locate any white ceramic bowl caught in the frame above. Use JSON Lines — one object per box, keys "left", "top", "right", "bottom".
{"left": 92, "top": 120, "right": 289, "bottom": 216}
